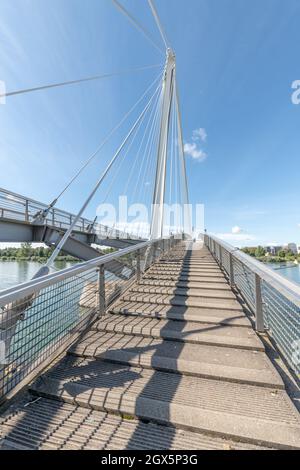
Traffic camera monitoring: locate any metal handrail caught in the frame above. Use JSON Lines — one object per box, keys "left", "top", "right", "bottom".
{"left": 204, "top": 233, "right": 300, "bottom": 376}
{"left": 0, "top": 235, "right": 180, "bottom": 399}
{"left": 0, "top": 239, "right": 162, "bottom": 307}
{"left": 0, "top": 187, "right": 140, "bottom": 240}
{"left": 205, "top": 234, "right": 300, "bottom": 306}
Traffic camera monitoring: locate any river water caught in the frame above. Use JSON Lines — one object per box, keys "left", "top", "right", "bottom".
{"left": 0, "top": 259, "right": 299, "bottom": 292}
{"left": 0, "top": 260, "right": 77, "bottom": 291}
{"left": 267, "top": 262, "right": 300, "bottom": 286}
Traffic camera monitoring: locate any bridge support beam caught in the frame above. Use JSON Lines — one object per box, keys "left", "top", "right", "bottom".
{"left": 150, "top": 49, "right": 175, "bottom": 240}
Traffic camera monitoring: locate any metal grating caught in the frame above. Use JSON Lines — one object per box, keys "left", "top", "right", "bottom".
{"left": 204, "top": 234, "right": 300, "bottom": 377}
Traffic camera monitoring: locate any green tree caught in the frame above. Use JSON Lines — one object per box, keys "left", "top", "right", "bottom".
{"left": 255, "top": 246, "right": 266, "bottom": 258}
{"left": 19, "top": 242, "right": 32, "bottom": 258}
{"left": 278, "top": 250, "right": 286, "bottom": 259}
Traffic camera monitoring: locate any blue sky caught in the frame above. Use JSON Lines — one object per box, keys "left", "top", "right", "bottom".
{"left": 0, "top": 0, "right": 300, "bottom": 247}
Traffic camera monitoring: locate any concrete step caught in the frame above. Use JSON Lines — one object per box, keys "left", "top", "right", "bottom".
{"left": 148, "top": 265, "right": 222, "bottom": 274}
{"left": 110, "top": 300, "right": 252, "bottom": 327}
{"left": 30, "top": 358, "right": 300, "bottom": 449}
{"left": 121, "top": 292, "right": 243, "bottom": 311}
{"left": 144, "top": 272, "right": 226, "bottom": 281}
{"left": 143, "top": 271, "right": 228, "bottom": 286}
{"left": 129, "top": 284, "right": 236, "bottom": 300}
{"left": 68, "top": 330, "right": 282, "bottom": 388}
{"left": 159, "top": 264, "right": 220, "bottom": 270}
{"left": 0, "top": 397, "right": 269, "bottom": 450}
{"left": 93, "top": 314, "right": 263, "bottom": 351}
{"left": 139, "top": 279, "right": 231, "bottom": 290}
{"left": 158, "top": 261, "right": 219, "bottom": 267}
{"left": 151, "top": 258, "right": 218, "bottom": 264}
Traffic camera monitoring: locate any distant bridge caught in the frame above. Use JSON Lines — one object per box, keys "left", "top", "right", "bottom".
{"left": 0, "top": 187, "right": 143, "bottom": 257}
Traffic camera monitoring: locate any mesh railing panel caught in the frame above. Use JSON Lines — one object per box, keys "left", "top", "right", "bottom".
{"left": 0, "top": 268, "right": 99, "bottom": 397}
{"left": 205, "top": 235, "right": 300, "bottom": 377}
{"left": 233, "top": 257, "right": 256, "bottom": 311}
{"left": 221, "top": 248, "right": 230, "bottom": 277}
{"left": 262, "top": 280, "right": 300, "bottom": 375}
{"left": 0, "top": 238, "right": 177, "bottom": 399}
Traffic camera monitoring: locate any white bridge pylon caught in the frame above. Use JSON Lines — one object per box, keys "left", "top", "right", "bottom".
{"left": 150, "top": 49, "right": 191, "bottom": 240}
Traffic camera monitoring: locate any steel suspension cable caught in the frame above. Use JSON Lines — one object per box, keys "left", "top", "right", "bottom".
{"left": 130, "top": 88, "right": 163, "bottom": 238}
{"left": 122, "top": 86, "right": 162, "bottom": 238}
{"left": 0, "top": 64, "right": 162, "bottom": 99}
{"left": 45, "top": 85, "right": 159, "bottom": 268}
{"left": 147, "top": 0, "right": 169, "bottom": 50}
{"left": 36, "top": 70, "right": 163, "bottom": 217}
{"left": 101, "top": 85, "right": 160, "bottom": 204}
{"left": 131, "top": 86, "right": 163, "bottom": 206}
{"left": 136, "top": 89, "right": 162, "bottom": 205}
{"left": 111, "top": 0, "right": 164, "bottom": 55}
{"left": 169, "top": 88, "right": 176, "bottom": 205}
{"left": 123, "top": 85, "right": 161, "bottom": 196}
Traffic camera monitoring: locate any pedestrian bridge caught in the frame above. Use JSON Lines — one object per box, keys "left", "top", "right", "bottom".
{"left": 0, "top": 187, "right": 143, "bottom": 254}
{"left": 0, "top": 0, "right": 299, "bottom": 451}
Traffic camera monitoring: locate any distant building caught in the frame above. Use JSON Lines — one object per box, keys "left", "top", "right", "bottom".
{"left": 264, "top": 246, "right": 282, "bottom": 256}
{"left": 288, "top": 243, "right": 298, "bottom": 255}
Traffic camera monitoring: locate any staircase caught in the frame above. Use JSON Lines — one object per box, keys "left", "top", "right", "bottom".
{"left": 1, "top": 242, "right": 300, "bottom": 450}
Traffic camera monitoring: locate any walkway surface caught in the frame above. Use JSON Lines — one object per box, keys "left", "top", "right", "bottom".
{"left": 1, "top": 243, "right": 300, "bottom": 450}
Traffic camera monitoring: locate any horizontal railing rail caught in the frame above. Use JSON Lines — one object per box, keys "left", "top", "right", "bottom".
{"left": 204, "top": 233, "right": 300, "bottom": 377}
{"left": 0, "top": 236, "right": 180, "bottom": 401}
{"left": 0, "top": 187, "right": 140, "bottom": 241}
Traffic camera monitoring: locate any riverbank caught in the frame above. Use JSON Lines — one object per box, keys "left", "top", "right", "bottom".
{"left": 0, "top": 255, "right": 77, "bottom": 262}
{"left": 241, "top": 247, "right": 300, "bottom": 264}
{"left": 257, "top": 256, "right": 299, "bottom": 264}
{"left": 0, "top": 244, "right": 116, "bottom": 263}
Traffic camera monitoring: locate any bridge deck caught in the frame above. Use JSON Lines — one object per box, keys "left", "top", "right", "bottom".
{"left": 1, "top": 243, "right": 300, "bottom": 450}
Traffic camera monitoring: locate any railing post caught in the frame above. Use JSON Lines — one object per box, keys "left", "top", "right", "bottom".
{"left": 216, "top": 243, "right": 220, "bottom": 262}
{"left": 219, "top": 245, "right": 223, "bottom": 267}
{"left": 25, "top": 200, "right": 29, "bottom": 222}
{"left": 136, "top": 250, "right": 141, "bottom": 283}
{"left": 255, "top": 273, "right": 264, "bottom": 332}
{"left": 98, "top": 265, "right": 106, "bottom": 317}
{"left": 229, "top": 252, "right": 235, "bottom": 287}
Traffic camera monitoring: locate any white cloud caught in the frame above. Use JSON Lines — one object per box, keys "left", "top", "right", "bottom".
{"left": 232, "top": 226, "right": 242, "bottom": 234}
{"left": 217, "top": 233, "right": 257, "bottom": 242}
{"left": 184, "top": 143, "right": 207, "bottom": 162}
{"left": 193, "top": 128, "right": 207, "bottom": 142}
{"left": 184, "top": 127, "right": 208, "bottom": 162}
{"left": 297, "top": 223, "right": 300, "bottom": 228}
{"left": 215, "top": 228, "right": 257, "bottom": 247}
